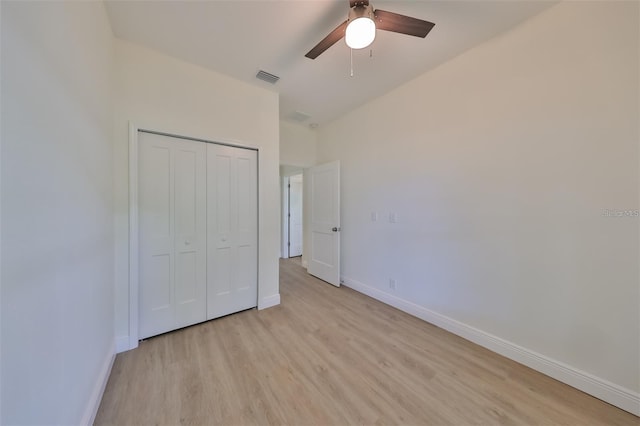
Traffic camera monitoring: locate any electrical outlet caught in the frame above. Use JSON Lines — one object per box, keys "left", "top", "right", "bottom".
{"left": 371, "top": 212, "right": 378, "bottom": 222}
{"left": 389, "top": 278, "right": 397, "bottom": 291}
{"left": 389, "top": 212, "right": 398, "bottom": 223}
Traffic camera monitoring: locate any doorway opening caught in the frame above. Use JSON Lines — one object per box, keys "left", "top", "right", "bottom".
{"left": 281, "top": 168, "right": 303, "bottom": 260}
{"left": 287, "top": 173, "right": 303, "bottom": 258}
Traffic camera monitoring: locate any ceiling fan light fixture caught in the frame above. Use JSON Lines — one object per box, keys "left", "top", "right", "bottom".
{"left": 345, "top": 5, "right": 376, "bottom": 49}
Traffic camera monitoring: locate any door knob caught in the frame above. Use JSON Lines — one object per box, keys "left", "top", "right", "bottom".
{"left": 332, "top": 227, "right": 340, "bottom": 232}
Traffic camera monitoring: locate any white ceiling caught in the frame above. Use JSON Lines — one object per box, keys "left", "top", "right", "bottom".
{"left": 105, "top": 0, "right": 555, "bottom": 127}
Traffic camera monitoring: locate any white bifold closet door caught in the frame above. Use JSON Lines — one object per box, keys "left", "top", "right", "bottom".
{"left": 207, "top": 143, "right": 258, "bottom": 320}
{"left": 138, "top": 132, "right": 207, "bottom": 339}
{"left": 138, "top": 132, "right": 257, "bottom": 339}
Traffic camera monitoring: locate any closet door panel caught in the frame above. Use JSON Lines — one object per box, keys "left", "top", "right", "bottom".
{"left": 138, "top": 133, "right": 206, "bottom": 338}
{"left": 234, "top": 150, "right": 258, "bottom": 303}
{"left": 139, "top": 139, "right": 174, "bottom": 338}
{"left": 173, "top": 141, "right": 207, "bottom": 329}
{"left": 207, "top": 144, "right": 257, "bottom": 319}
{"left": 209, "top": 152, "right": 232, "bottom": 302}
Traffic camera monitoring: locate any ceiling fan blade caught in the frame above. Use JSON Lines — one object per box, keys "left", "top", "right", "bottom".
{"left": 305, "top": 20, "right": 348, "bottom": 59}
{"left": 373, "top": 9, "right": 435, "bottom": 38}
{"left": 349, "top": 0, "right": 369, "bottom": 7}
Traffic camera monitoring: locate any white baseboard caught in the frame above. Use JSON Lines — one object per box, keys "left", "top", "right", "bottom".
{"left": 301, "top": 260, "right": 308, "bottom": 269}
{"left": 258, "top": 293, "right": 281, "bottom": 310}
{"left": 80, "top": 340, "right": 116, "bottom": 426}
{"left": 341, "top": 276, "right": 640, "bottom": 416}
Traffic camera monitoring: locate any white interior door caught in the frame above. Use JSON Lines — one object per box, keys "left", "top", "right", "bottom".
{"left": 307, "top": 161, "right": 340, "bottom": 286}
{"left": 288, "top": 174, "right": 303, "bottom": 257}
{"left": 207, "top": 143, "right": 258, "bottom": 319}
{"left": 138, "top": 132, "right": 207, "bottom": 339}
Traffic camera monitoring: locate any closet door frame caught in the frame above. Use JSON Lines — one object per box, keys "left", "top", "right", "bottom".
{"left": 128, "top": 122, "right": 259, "bottom": 350}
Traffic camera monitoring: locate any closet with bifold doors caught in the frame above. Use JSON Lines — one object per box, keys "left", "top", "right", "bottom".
{"left": 137, "top": 131, "right": 257, "bottom": 339}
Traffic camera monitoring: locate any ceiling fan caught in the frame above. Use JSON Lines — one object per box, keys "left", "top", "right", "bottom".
{"left": 305, "top": 0, "right": 435, "bottom": 59}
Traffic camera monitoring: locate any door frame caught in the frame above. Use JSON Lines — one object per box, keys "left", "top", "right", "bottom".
{"left": 128, "top": 122, "right": 260, "bottom": 350}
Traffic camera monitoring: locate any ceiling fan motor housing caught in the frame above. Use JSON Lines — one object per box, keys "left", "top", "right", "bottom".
{"left": 348, "top": 4, "right": 374, "bottom": 23}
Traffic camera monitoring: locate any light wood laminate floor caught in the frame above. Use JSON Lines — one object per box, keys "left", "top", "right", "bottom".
{"left": 96, "top": 258, "right": 638, "bottom": 425}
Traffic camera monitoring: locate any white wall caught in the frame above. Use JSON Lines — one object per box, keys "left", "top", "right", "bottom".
{"left": 1, "top": 1, "right": 115, "bottom": 424}
{"left": 114, "top": 39, "right": 280, "bottom": 350}
{"left": 316, "top": 1, "right": 639, "bottom": 412}
{"left": 280, "top": 165, "right": 305, "bottom": 177}
{"left": 280, "top": 121, "right": 317, "bottom": 168}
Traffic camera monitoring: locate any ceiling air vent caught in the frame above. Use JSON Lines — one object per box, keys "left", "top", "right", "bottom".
{"left": 256, "top": 70, "right": 280, "bottom": 84}
{"left": 287, "top": 111, "right": 311, "bottom": 123}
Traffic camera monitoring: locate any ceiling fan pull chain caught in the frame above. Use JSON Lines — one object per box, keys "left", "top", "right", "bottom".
{"left": 350, "top": 48, "right": 354, "bottom": 77}
{"left": 370, "top": 49, "right": 373, "bottom": 58}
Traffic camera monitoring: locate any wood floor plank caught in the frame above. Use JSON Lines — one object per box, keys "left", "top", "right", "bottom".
{"left": 95, "top": 258, "right": 639, "bottom": 425}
